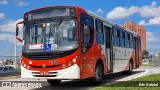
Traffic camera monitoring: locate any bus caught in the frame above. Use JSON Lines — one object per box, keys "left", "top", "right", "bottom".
{"left": 16, "top": 6, "right": 142, "bottom": 85}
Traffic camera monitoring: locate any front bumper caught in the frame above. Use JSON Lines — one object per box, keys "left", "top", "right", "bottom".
{"left": 21, "top": 64, "right": 80, "bottom": 79}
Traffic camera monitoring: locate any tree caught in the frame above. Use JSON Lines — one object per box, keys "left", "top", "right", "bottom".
{"left": 142, "top": 50, "right": 149, "bottom": 59}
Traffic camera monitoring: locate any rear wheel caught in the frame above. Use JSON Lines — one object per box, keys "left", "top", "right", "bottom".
{"left": 47, "top": 79, "right": 61, "bottom": 85}
{"left": 127, "top": 61, "right": 133, "bottom": 74}
{"left": 91, "top": 63, "right": 104, "bottom": 84}
{"left": 122, "top": 61, "right": 133, "bottom": 75}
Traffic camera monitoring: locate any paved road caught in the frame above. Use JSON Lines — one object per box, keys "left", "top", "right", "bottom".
{"left": 0, "top": 66, "right": 160, "bottom": 90}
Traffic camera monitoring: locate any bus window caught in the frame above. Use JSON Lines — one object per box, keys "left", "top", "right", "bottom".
{"left": 112, "top": 27, "right": 119, "bottom": 46}
{"left": 125, "top": 31, "right": 129, "bottom": 48}
{"left": 96, "top": 20, "right": 104, "bottom": 44}
{"left": 120, "top": 30, "right": 125, "bottom": 47}
{"left": 80, "top": 15, "right": 94, "bottom": 54}
{"left": 130, "top": 34, "right": 134, "bottom": 49}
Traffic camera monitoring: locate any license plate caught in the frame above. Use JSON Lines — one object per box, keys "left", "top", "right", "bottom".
{"left": 40, "top": 71, "right": 49, "bottom": 76}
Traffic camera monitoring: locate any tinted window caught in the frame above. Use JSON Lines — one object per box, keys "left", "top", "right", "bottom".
{"left": 96, "top": 20, "right": 104, "bottom": 44}
{"left": 80, "top": 15, "right": 94, "bottom": 54}
{"left": 96, "top": 32, "right": 104, "bottom": 44}
{"left": 112, "top": 27, "right": 120, "bottom": 46}
{"left": 96, "top": 21, "right": 103, "bottom": 32}
{"left": 120, "top": 39, "right": 125, "bottom": 47}
{"left": 113, "top": 27, "right": 117, "bottom": 36}
{"left": 113, "top": 37, "right": 120, "bottom": 46}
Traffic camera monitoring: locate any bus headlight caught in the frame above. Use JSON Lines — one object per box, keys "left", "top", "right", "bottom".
{"left": 24, "top": 64, "right": 26, "bottom": 68}
{"left": 68, "top": 62, "right": 71, "bottom": 67}
{"left": 21, "top": 61, "right": 24, "bottom": 64}
{"left": 27, "top": 66, "right": 30, "bottom": 69}
{"left": 29, "top": 61, "right": 32, "bottom": 64}
{"left": 72, "top": 58, "right": 77, "bottom": 63}
{"left": 62, "top": 64, "right": 66, "bottom": 69}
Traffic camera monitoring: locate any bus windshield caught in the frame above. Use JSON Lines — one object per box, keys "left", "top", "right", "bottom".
{"left": 23, "top": 19, "right": 78, "bottom": 53}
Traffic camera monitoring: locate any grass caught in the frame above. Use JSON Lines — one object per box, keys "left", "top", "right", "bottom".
{"left": 93, "top": 74, "right": 160, "bottom": 90}
{"left": 142, "top": 64, "right": 153, "bottom": 66}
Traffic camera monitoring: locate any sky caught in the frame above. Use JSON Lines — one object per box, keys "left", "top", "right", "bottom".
{"left": 0, "top": 0, "right": 160, "bottom": 57}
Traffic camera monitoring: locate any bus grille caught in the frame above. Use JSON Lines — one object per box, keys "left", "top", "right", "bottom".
{"left": 32, "top": 71, "right": 58, "bottom": 77}
{"left": 31, "top": 65, "right": 60, "bottom": 68}
{"left": 24, "top": 54, "right": 66, "bottom": 60}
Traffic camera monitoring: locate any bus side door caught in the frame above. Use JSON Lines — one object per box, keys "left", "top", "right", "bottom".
{"left": 104, "top": 25, "right": 113, "bottom": 72}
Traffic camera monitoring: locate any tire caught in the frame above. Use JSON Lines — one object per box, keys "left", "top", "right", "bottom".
{"left": 128, "top": 61, "right": 133, "bottom": 74}
{"left": 47, "top": 79, "right": 61, "bottom": 85}
{"left": 91, "top": 63, "right": 104, "bottom": 85}
{"left": 121, "top": 61, "right": 133, "bottom": 75}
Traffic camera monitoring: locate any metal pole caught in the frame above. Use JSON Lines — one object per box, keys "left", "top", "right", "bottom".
{"left": 15, "top": 32, "right": 17, "bottom": 68}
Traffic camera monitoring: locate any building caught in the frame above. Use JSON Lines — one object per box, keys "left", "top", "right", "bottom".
{"left": 124, "top": 21, "right": 146, "bottom": 51}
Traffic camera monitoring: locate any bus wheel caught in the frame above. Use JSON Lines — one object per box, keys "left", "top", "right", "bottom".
{"left": 128, "top": 61, "right": 133, "bottom": 74}
{"left": 91, "top": 63, "right": 103, "bottom": 84}
{"left": 123, "top": 61, "right": 133, "bottom": 75}
{"left": 47, "top": 79, "right": 61, "bottom": 85}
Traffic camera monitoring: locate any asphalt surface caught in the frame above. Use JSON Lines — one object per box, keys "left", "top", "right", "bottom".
{"left": 0, "top": 65, "right": 160, "bottom": 90}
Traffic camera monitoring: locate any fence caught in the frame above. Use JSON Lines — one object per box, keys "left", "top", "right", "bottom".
{"left": 152, "top": 57, "right": 160, "bottom": 66}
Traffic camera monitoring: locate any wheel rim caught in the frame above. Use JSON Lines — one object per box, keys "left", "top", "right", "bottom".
{"left": 95, "top": 66, "right": 102, "bottom": 80}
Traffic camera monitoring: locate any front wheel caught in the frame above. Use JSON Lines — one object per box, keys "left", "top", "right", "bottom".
{"left": 47, "top": 79, "right": 61, "bottom": 85}
{"left": 91, "top": 63, "right": 104, "bottom": 85}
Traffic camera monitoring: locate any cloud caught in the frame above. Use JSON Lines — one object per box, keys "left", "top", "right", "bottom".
{"left": 0, "top": 19, "right": 23, "bottom": 33}
{"left": 146, "top": 31, "right": 160, "bottom": 52}
{"left": 107, "top": 6, "right": 139, "bottom": 20}
{"left": 146, "top": 32, "right": 158, "bottom": 42}
{"left": 0, "top": 33, "right": 22, "bottom": 45}
{"left": 0, "top": 0, "right": 8, "bottom": 5}
{"left": 88, "top": 8, "right": 104, "bottom": 15}
{"left": 139, "top": 1, "right": 160, "bottom": 18}
{"left": 0, "top": 33, "right": 15, "bottom": 43}
{"left": 96, "top": 8, "right": 104, "bottom": 14}
{"left": 0, "top": 19, "right": 23, "bottom": 44}
{"left": 14, "top": 0, "right": 29, "bottom": 7}
{"left": 138, "top": 20, "right": 147, "bottom": 25}
{"left": 106, "top": 1, "right": 160, "bottom": 20}
{"left": 138, "top": 17, "right": 160, "bottom": 25}
{"left": 0, "top": 13, "right": 5, "bottom": 19}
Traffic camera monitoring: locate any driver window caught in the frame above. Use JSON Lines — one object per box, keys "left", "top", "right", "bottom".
{"left": 83, "top": 24, "right": 91, "bottom": 44}
{"left": 80, "top": 15, "right": 94, "bottom": 54}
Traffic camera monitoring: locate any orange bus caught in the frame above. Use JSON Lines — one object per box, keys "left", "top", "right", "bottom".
{"left": 16, "top": 6, "right": 142, "bottom": 85}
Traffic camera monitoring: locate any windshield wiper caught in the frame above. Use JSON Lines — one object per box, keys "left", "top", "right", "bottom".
{"left": 49, "top": 19, "right": 62, "bottom": 37}
{"left": 31, "top": 31, "right": 34, "bottom": 45}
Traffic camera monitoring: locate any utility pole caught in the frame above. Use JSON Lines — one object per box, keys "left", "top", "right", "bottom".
{"left": 15, "top": 32, "right": 17, "bottom": 68}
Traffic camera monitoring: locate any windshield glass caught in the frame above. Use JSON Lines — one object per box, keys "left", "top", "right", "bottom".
{"left": 23, "top": 19, "right": 78, "bottom": 53}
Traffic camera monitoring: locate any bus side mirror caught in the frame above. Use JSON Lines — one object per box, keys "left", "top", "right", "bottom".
{"left": 16, "top": 21, "right": 23, "bottom": 42}
{"left": 16, "top": 26, "right": 19, "bottom": 36}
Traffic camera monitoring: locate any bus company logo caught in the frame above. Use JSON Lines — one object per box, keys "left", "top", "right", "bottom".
{"left": 50, "top": 60, "right": 58, "bottom": 65}
{"left": 1, "top": 81, "right": 42, "bottom": 88}
{"left": 2, "top": 82, "right": 11, "bottom": 87}
{"left": 42, "top": 64, "right": 46, "bottom": 68}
